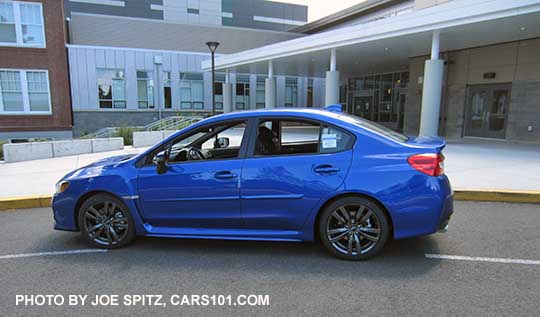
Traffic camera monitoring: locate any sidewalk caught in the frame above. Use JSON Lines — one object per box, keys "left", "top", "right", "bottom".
{"left": 0, "top": 139, "right": 538, "bottom": 199}
{"left": 0, "top": 146, "right": 147, "bottom": 199}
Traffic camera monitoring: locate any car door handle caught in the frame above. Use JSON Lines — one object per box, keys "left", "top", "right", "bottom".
{"left": 313, "top": 165, "right": 340, "bottom": 174}
{"left": 214, "top": 171, "right": 237, "bottom": 179}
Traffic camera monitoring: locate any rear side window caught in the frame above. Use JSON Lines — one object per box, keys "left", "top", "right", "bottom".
{"left": 254, "top": 119, "right": 353, "bottom": 156}
{"left": 320, "top": 125, "right": 352, "bottom": 154}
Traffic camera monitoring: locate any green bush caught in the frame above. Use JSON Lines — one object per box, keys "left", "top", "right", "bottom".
{"left": 0, "top": 140, "right": 5, "bottom": 161}
{"left": 113, "top": 127, "right": 136, "bottom": 146}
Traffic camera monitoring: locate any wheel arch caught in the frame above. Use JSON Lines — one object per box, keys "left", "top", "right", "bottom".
{"left": 73, "top": 190, "right": 125, "bottom": 230}
{"left": 313, "top": 192, "right": 394, "bottom": 242}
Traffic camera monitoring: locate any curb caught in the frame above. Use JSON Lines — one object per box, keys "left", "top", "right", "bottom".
{"left": 0, "top": 195, "right": 52, "bottom": 211}
{"left": 453, "top": 189, "right": 540, "bottom": 204}
{"left": 0, "top": 189, "right": 539, "bottom": 211}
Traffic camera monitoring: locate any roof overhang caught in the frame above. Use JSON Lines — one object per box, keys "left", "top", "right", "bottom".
{"left": 202, "top": 0, "right": 540, "bottom": 77}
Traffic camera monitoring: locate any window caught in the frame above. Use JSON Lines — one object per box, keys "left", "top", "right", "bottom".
{"left": 180, "top": 72, "right": 204, "bottom": 109}
{"left": 214, "top": 73, "right": 225, "bottom": 110}
{"left": 256, "top": 76, "right": 265, "bottom": 109}
{"left": 236, "top": 75, "right": 249, "bottom": 110}
{"left": 0, "top": 69, "right": 50, "bottom": 114}
{"left": 307, "top": 79, "right": 313, "bottom": 108}
{"left": 285, "top": 77, "right": 298, "bottom": 107}
{"left": 163, "top": 71, "right": 171, "bottom": 109}
{"left": 320, "top": 125, "right": 352, "bottom": 154}
{"left": 187, "top": 8, "right": 199, "bottom": 14}
{"left": 137, "top": 71, "right": 154, "bottom": 109}
{"left": 97, "top": 69, "right": 126, "bottom": 109}
{"left": 26, "top": 71, "right": 49, "bottom": 111}
{"left": 0, "top": 1, "right": 45, "bottom": 47}
{"left": 254, "top": 119, "right": 352, "bottom": 156}
{"left": 150, "top": 120, "right": 247, "bottom": 164}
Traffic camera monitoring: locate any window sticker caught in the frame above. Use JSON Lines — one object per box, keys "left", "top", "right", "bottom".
{"left": 321, "top": 134, "right": 337, "bottom": 149}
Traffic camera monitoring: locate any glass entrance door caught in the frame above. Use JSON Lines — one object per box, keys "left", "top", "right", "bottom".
{"left": 465, "top": 84, "right": 510, "bottom": 139}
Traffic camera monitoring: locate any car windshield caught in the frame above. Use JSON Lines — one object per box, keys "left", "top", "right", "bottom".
{"left": 337, "top": 113, "right": 409, "bottom": 142}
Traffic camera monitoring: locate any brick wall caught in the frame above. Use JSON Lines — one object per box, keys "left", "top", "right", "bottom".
{"left": 0, "top": 0, "right": 72, "bottom": 134}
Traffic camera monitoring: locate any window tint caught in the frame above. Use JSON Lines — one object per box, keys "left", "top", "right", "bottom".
{"left": 254, "top": 119, "right": 352, "bottom": 156}
{"left": 151, "top": 121, "right": 247, "bottom": 165}
{"left": 202, "top": 123, "right": 246, "bottom": 150}
{"left": 320, "top": 125, "right": 352, "bottom": 154}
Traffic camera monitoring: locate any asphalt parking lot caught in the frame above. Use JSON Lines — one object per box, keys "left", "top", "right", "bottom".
{"left": 1, "top": 201, "right": 539, "bottom": 316}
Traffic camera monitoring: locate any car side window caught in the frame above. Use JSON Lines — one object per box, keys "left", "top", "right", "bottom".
{"left": 151, "top": 121, "right": 247, "bottom": 164}
{"left": 253, "top": 119, "right": 352, "bottom": 156}
{"left": 320, "top": 125, "right": 352, "bottom": 154}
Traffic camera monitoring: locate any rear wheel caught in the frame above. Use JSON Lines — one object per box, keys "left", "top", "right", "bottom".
{"left": 78, "top": 194, "right": 135, "bottom": 249}
{"left": 319, "top": 197, "right": 390, "bottom": 260}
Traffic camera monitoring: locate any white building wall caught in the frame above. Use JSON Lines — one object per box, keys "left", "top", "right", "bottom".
{"left": 68, "top": 45, "right": 323, "bottom": 111}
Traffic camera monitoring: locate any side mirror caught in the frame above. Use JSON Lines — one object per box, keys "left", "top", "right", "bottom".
{"left": 214, "top": 137, "right": 230, "bottom": 149}
{"left": 155, "top": 157, "right": 168, "bottom": 174}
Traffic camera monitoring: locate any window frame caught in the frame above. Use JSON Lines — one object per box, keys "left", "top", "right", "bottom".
{"left": 0, "top": 68, "right": 51, "bottom": 115}
{"left": 141, "top": 119, "right": 251, "bottom": 167}
{"left": 0, "top": 1, "right": 46, "bottom": 48}
{"left": 179, "top": 72, "right": 204, "bottom": 110}
{"left": 245, "top": 116, "right": 356, "bottom": 159}
{"left": 136, "top": 70, "right": 154, "bottom": 109}
{"left": 97, "top": 68, "right": 126, "bottom": 109}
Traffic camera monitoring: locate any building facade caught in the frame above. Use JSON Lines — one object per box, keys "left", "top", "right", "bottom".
{"left": 0, "top": 0, "right": 72, "bottom": 141}
{"left": 209, "top": 0, "right": 540, "bottom": 143}
{"left": 64, "top": 0, "right": 321, "bottom": 136}
{"left": 64, "top": 0, "right": 308, "bottom": 32}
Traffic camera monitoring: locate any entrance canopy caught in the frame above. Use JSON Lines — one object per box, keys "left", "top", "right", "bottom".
{"left": 202, "top": 0, "right": 540, "bottom": 77}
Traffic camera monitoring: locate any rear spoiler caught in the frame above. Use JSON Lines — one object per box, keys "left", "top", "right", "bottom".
{"left": 405, "top": 136, "right": 446, "bottom": 152}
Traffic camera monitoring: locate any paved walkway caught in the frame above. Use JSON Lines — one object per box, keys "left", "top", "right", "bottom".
{"left": 0, "top": 139, "right": 538, "bottom": 199}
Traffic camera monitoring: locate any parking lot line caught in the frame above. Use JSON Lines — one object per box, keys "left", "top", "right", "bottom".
{"left": 0, "top": 249, "right": 108, "bottom": 260}
{"left": 425, "top": 253, "right": 540, "bottom": 266}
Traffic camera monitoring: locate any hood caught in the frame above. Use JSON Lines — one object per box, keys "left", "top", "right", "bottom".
{"left": 61, "top": 154, "right": 135, "bottom": 181}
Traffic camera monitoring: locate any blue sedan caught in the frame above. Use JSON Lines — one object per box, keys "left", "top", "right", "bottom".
{"left": 52, "top": 108, "right": 453, "bottom": 260}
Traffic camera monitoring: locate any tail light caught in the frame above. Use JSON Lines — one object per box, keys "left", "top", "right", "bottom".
{"left": 407, "top": 153, "right": 445, "bottom": 176}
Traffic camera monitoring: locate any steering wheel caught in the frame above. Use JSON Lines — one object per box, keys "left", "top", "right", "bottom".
{"left": 186, "top": 147, "right": 205, "bottom": 160}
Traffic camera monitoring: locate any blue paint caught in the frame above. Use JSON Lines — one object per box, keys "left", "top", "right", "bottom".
{"left": 52, "top": 108, "right": 453, "bottom": 243}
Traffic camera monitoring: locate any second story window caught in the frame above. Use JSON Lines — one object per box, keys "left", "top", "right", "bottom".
{"left": 0, "top": 1, "right": 45, "bottom": 47}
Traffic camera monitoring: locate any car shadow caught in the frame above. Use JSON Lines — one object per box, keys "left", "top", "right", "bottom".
{"left": 44, "top": 233, "right": 444, "bottom": 279}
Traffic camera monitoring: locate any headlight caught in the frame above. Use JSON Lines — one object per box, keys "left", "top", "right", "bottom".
{"left": 55, "top": 181, "right": 70, "bottom": 194}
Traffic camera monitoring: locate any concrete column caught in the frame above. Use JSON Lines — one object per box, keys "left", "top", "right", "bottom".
{"left": 419, "top": 30, "right": 444, "bottom": 136}
{"left": 325, "top": 48, "right": 340, "bottom": 105}
{"left": 265, "top": 78, "right": 276, "bottom": 109}
{"left": 265, "top": 61, "right": 276, "bottom": 108}
{"left": 325, "top": 71, "right": 339, "bottom": 105}
{"left": 222, "top": 82, "right": 233, "bottom": 113}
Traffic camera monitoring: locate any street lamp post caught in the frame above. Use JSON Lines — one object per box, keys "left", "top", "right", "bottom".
{"left": 206, "top": 41, "right": 220, "bottom": 116}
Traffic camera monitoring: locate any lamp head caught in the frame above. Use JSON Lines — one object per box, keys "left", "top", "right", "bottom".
{"left": 206, "top": 41, "right": 220, "bottom": 53}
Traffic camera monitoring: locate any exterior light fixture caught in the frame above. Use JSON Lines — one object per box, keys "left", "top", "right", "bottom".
{"left": 206, "top": 41, "right": 220, "bottom": 116}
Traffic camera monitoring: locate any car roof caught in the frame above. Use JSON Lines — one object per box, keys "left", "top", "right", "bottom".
{"left": 201, "top": 108, "right": 347, "bottom": 123}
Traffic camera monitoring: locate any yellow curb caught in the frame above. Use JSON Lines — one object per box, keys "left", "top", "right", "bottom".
{"left": 454, "top": 189, "right": 540, "bottom": 204}
{"left": 0, "top": 195, "right": 53, "bottom": 211}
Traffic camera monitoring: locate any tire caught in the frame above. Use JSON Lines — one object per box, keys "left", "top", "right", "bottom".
{"left": 78, "top": 193, "right": 135, "bottom": 249}
{"left": 318, "top": 196, "right": 390, "bottom": 260}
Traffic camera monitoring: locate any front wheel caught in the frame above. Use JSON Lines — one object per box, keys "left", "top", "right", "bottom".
{"left": 78, "top": 194, "right": 135, "bottom": 249}
{"left": 319, "top": 197, "right": 390, "bottom": 260}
